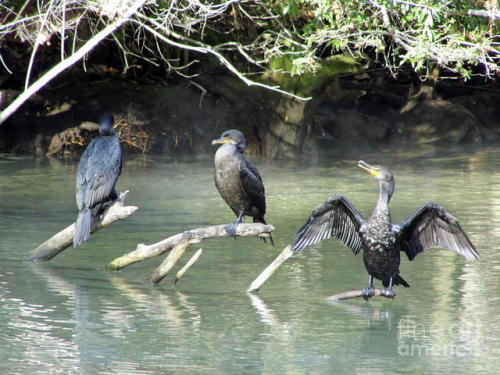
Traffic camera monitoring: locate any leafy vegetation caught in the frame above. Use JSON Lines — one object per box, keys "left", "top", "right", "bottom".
{"left": 0, "top": 0, "right": 499, "bottom": 121}
{"left": 279, "top": 0, "right": 500, "bottom": 81}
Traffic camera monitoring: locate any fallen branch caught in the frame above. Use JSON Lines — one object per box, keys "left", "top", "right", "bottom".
{"left": 173, "top": 248, "right": 203, "bottom": 285}
{"left": 149, "top": 234, "right": 196, "bottom": 285}
{"left": 27, "top": 191, "right": 138, "bottom": 262}
{"left": 106, "top": 223, "right": 275, "bottom": 272}
{"left": 327, "top": 289, "right": 384, "bottom": 301}
{"left": 246, "top": 245, "right": 293, "bottom": 293}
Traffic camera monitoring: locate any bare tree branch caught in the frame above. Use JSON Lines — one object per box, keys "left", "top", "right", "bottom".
{"left": 247, "top": 245, "right": 293, "bottom": 293}
{"left": 106, "top": 223, "right": 274, "bottom": 271}
{"left": 0, "top": 0, "right": 149, "bottom": 125}
{"left": 131, "top": 17, "right": 312, "bottom": 101}
{"left": 27, "top": 191, "right": 138, "bottom": 262}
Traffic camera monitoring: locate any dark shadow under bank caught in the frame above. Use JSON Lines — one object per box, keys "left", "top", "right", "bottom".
{"left": 2, "top": 69, "right": 500, "bottom": 159}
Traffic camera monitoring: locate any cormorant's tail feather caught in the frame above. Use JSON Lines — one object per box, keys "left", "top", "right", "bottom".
{"left": 253, "top": 215, "right": 274, "bottom": 246}
{"left": 74, "top": 208, "right": 91, "bottom": 248}
{"left": 394, "top": 275, "right": 410, "bottom": 288}
{"left": 382, "top": 275, "right": 410, "bottom": 288}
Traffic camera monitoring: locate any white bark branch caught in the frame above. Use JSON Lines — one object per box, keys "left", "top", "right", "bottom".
{"left": 327, "top": 289, "right": 386, "bottom": 301}
{"left": 246, "top": 245, "right": 293, "bottom": 293}
{"left": 149, "top": 236, "right": 195, "bottom": 285}
{"left": 27, "top": 191, "right": 138, "bottom": 262}
{"left": 106, "top": 223, "right": 275, "bottom": 272}
{"left": 173, "top": 248, "right": 203, "bottom": 285}
{"left": 131, "top": 16, "right": 312, "bottom": 102}
{"left": 0, "top": 0, "right": 148, "bottom": 125}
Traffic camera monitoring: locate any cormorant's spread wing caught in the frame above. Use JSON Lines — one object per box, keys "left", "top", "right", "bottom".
{"left": 397, "top": 202, "right": 478, "bottom": 261}
{"left": 292, "top": 194, "right": 365, "bottom": 254}
{"left": 239, "top": 158, "right": 266, "bottom": 215}
{"left": 77, "top": 137, "right": 122, "bottom": 209}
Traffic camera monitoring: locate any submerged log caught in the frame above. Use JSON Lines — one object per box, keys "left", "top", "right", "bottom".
{"left": 27, "top": 191, "right": 137, "bottom": 262}
{"left": 106, "top": 223, "right": 275, "bottom": 272}
{"left": 246, "top": 245, "right": 293, "bottom": 293}
{"left": 327, "top": 289, "right": 385, "bottom": 301}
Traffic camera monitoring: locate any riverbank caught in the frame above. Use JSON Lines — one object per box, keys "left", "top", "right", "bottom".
{"left": 1, "top": 67, "right": 500, "bottom": 159}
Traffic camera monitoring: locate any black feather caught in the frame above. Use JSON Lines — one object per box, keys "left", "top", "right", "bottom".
{"left": 74, "top": 114, "right": 122, "bottom": 248}
{"left": 292, "top": 194, "right": 364, "bottom": 253}
{"left": 291, "top": 161, "right": 478, "bottom": 298}
{"left": 398, "top": 203, "right": 478, "bottom": 261}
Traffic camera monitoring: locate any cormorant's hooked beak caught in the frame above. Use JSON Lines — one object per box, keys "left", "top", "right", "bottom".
{"left": 211, "top": 137, "right": 234, "bottom": 146}
{"left": 358, "top": 160, "right": 379, "bottom": 177}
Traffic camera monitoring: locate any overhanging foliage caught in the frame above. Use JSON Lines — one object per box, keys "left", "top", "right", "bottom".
{"left": 0, "top": 1, "right": 499, "bottom": 123}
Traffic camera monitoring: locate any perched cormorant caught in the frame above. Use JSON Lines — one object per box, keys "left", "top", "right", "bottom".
{"left": 292, "top": 160, "right": 478, "bottom": 300}
{"left": 212, "top": 129, "right": 273, "bottom": 245}
{"left": 74, "top": 113, "right": 122, "bottom": 248}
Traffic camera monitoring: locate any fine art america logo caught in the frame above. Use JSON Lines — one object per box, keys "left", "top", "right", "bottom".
{"left": 397, "top": 316, "right": 482, "bottom": 357}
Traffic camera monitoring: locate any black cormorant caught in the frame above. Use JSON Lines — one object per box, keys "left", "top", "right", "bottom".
{"left": 212, "top": 129, "right": 273, "bottom": 245}
{"left": 74, "top": 113, "right": 122, "bottom": 248}
{"left": 292, "top": 160, "right": 478, "bottom": 300}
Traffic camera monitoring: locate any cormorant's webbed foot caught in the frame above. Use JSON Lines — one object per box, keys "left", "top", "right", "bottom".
{"left": 224, "top": 222, "right": 238, "bottom": 239}
{"left": 362, "top": 276, "right": 375, "bottom": 301}
{"left": 225, "top": 212, "right": 244, "bottom": 239}
{"left": 380, "top": 288, "right": 396, "bottom": 299}
{"left": 362, "top": 286, "right": 375, "bottom": 300}
{"left": 380, "top": 278, "right": 396, "bottom": 299}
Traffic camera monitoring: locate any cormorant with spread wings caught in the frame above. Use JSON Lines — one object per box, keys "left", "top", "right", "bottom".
{"left": 292, "top": 160, "right": 478, "bottom": 300}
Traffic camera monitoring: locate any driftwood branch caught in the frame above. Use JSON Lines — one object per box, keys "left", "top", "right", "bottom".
{"left": 149, "top": 234, "right": 197, "bottom": 285}
{"left": 247, "top": 245, "right": 293, "bottom": 293}
{"left": 27, "top": 191, "right": 138, "bottom": 262}
{"left": 106, "top": 223, "right": 274, "bottom": 272}
{"left": 173, "top": 248, "right": 203, "bottom": 285}
{"left": 327, "top": 289, "right": 385, "bottom": 301}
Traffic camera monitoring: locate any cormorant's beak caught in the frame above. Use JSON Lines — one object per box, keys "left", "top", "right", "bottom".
{"left": 358, "top": 160, "right": 379, "bottom": 177}
{"left": 211, "top": 137, "right": 234, "bottom": 146}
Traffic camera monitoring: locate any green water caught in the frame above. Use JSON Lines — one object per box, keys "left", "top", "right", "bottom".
{"left": 0, "top": 145, "right": 498, "bottom": 374}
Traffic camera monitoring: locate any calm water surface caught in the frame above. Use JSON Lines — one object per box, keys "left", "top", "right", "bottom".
{"left": 0, "top": 145, "right": 499, "bottom": 374}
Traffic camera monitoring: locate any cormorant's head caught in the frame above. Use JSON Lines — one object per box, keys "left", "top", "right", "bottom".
{"left": 211, "top": 129, "right": 247, "bottom": 153}
{"left": 358, "top": 160, "right": 395, "bottom": 202}
{"left": 99, "top": 113, "right": 116, "bottom": 136}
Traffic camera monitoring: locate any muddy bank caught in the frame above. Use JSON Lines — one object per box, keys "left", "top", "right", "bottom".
{"left": 1, "top": 70, "right": 500, "bottom": 158}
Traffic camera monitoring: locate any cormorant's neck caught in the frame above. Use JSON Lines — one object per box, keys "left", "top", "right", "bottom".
{"left": 378, "top": 180, "right": 393, "bottom": 205}
{"left": 372, "top": 180, "right": 393, "bottom": 219}
{"left": 100, "top": 127, "right": 116, "bottom": 136}
{"left": 215, "top": 143, "right": 241, "bottom": 160}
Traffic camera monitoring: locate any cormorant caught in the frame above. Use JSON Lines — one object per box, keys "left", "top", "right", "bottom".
{"left": 212, "top": 129, "right": 273, "bottom": 245}
{"left": 292, "top": 160, "right": 478, "bottom": 300}
{"left": 74, "top": 113, "right": 122, "bottom": 248}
